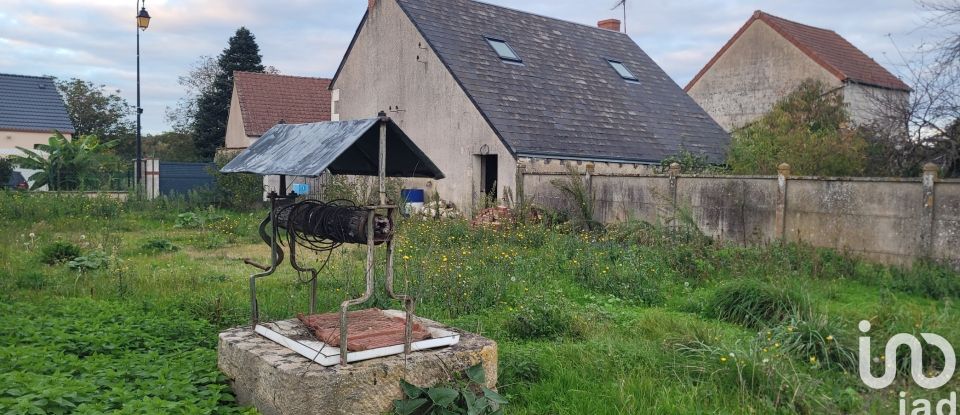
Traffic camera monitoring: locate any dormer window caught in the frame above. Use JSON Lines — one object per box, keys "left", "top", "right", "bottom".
{"left": 607, "top": 60, "right": 638, "bottom": 82}
{"left": 485, "top": 37, "right": 522, "bottom": 63}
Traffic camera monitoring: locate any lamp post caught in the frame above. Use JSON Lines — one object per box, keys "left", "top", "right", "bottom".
{"left": 135, "top": 1, "right": 151, "bottom": 191}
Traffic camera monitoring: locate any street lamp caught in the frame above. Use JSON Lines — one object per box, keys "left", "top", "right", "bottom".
{"left": 135, "top": 0, "right": 150, "bottom": 191}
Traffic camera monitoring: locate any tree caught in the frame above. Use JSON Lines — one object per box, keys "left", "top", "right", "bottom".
{"left": 56, "top": 79, "right": 134, "bottom": 152}
{"left": 727, "top": 80, "right": 868, "bottom": 176}
{"left": 193, "top": 27, "right": 265, "bottom": 159}
{"left": 142, "top": 131, "right": 201, "bottom": 162}
{"left": 9, "top": 132, "right": 119, "bottom": 190}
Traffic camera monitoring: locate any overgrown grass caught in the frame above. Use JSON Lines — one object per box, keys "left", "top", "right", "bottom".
{"left": 1, "top": 192, "right": 959, "bottom": 413}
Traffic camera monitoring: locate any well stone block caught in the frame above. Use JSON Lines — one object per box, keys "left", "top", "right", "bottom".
{"left": 218, "top": 318, "right": 497, "bottom": 415}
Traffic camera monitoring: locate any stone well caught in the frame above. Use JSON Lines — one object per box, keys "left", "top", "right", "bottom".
{"left": 217, "top": 316, "right": 497, "bottom": 415}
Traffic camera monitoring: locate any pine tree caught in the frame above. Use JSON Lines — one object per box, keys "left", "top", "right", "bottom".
{"left": 194, "top": 27, "right": 265, "bottom": 159}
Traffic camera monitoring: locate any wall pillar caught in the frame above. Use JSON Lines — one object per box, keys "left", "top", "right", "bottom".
{"left": 515, "top": 162, "right": 526, "bottom": 219}
{"left": 775, "top": 163, "right": 790, "bottom": 240}
{"left": 919, "top": 163, "right": 939, "bottom": 258}
{"left": 668, "top": 163, "right": 681, "bottom": 229}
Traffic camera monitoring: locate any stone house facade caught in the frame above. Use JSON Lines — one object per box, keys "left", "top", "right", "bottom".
{"left": 331, "top": 0, "right": 729, "bottom": 212}
{"left": 685, "top": 11, "right": 911, "bottom": 132}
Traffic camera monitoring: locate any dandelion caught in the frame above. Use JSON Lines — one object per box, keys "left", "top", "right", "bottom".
{"left": 29, "top": 232, "right": 35, "bottom": 238}
{"left": 762, "top": 358, "right": 770, "bottom": 364}
{"left": 809, "top": 356, "right": 817, "bottom": 363}
{"left": 720, "top": 357, "right": 727, "bottom": 362}
{"left": 826, "top": 335, "right": 834, "bottom": 342}
{"left": 774, "top": 343, "right": 780, "bottom": 348}
{"left": 403, "top": 255, "right": 411, "bottom": 260}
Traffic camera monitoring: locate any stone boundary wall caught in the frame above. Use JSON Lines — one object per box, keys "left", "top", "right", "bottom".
{"left": 519, "top": 163, "right": 960, "bottom": 269}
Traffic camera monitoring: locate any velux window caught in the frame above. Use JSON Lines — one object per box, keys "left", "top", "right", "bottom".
{"left": 485, "top": 37, "right": 522, "bottom": 63}
{"left": 607, "top": 60, "right": 638, "bottom": 82}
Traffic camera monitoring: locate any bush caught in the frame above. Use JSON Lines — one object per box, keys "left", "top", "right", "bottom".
{"left": 67, "top": 251, "right": 110, "bottom": 271}
{"left": 504, "top": 294, "right": 586, "bottom": 340}
{"left": 727, "top": 79, "right": 868, "bottom": 176}
{"left": 211, "top": 151, "right": 263, "bottom": 211}
{"left": 762, "top": 311, "right": 857, "bottom": 371}
{"left": 38, "top": 240, "right": 82, "bottom": 265}
{"left": 141, "top": 238, "right": 179, "bottom": 253}
{"left": 708, "top": 280, "right": 807, "bottom": 329}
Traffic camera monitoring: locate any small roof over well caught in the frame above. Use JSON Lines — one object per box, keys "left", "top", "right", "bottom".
{"left": 234, "top": 71, "right": 332, "bottom": 137}
{"left": 333, "top": 0, "right": 730, "bottom": 164}
{"left": 686, "top": 11, "right": 911, "bottom": 92}
{"left": 0, "top": 73, "right": 75, "bottom": 134}
{"left": 220, "top": 117, "right": 445, "bottom": 179}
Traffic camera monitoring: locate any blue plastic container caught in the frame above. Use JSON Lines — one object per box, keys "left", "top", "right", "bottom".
{"left": 292, "top": 183, "right": 310, "bottom": 195}
{"left": 400, "top": 189, "right": 425, "bottom": 203}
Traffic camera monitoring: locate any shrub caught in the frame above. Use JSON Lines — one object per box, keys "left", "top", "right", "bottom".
{"left": 67, "top": 251, "right": 110, "bottom": 271}
{"left": 762, "top": 310, "right": 857, "bottom": 371}
{"left": 211, "top": 151, "right": 263, "bottom": 211}
{"left": 890, "top": 259, "right": 960, "bottom": 299}
{"left": 38, "top": 240, "right": 82, "bottom": 265}
{"left": 504, "top": 294, "right": 586, "bottom": 340}
{"left": 141, "top": 238, "right": 179, "bottom": 253}
{"left": 727, "top": 79, "right": 868, "bottom": 176}
{"left": 708, "top": 280, "right": 807, "bottom": 329}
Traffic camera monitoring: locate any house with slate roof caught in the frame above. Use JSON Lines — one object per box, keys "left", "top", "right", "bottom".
{"left": 0, "top": 73, "right": 75, "bottom": 156}
{"left": 224, "top": 71, "right": 332, "bottom": 150}
{"left": 0, "top": 73, "right": 75, "bottom": 187}
{"left": 331, "top": 0, "right": 730, "bottom": 211}
{"left": 685, "top": 11, "right": 911, "bottom": 132}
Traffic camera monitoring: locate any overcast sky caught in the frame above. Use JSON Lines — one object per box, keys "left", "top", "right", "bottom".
{"left": 0, "top": 0, "right": 949, "bottom": 134}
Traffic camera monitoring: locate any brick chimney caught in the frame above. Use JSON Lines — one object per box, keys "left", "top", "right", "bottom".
{"left": 598, "top": 19, "right": 621, "bottom": 32}
{"left": 368, "top": 0, "right": 377, "bottom": 12}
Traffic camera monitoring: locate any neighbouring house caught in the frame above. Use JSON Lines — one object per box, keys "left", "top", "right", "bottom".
{"left": 223, "top": 71, "right": 332, "bottom": 196}
{"left": 331, "top": 0, "right": 730, "bottom": 212}
{"left": 685, "top": 11, "right": 911, "bottom": 132}
{"left": 0, "top": 73, "right": 75, "bottom": 188}
{"left": 225, "top": 71, "right": 332, "bottom": 150}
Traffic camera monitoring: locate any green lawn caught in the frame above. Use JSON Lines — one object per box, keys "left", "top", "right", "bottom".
{"left": 1, "top": 192, "right": 959, "bottom": 414}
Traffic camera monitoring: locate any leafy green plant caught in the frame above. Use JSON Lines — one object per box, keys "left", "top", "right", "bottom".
{"left": 550, "top": 164, "right": 599, "bottom": 231}
{"left": 9, "top": 132, "right": 120, "bottom": 190}
{"left": 504, "top": 294, "right": 586, "bottom": 340}
{"left": 141, "top": 237, "right": 179, "bottom": 253}
{"left": 67, "top": 251, "right": 110, "bottom": 271}
{"left": 393, "top": 364, "right": 506, "bottom": 415}
{"left": 210, "top": 151, "right": 263, "bottom": 211}
{"left": 38, "top": 240, "right": 82, "bottom": 265}
{"left": 708, "top": 280, "right": 808, "bottom": 329}
{"left": 174, "top": 208, "right": 225, "bottom": 229}
{"left": 727, "top": 79, "right": 868, "bottom": 176}
{"left": 762, "top": 310, "right": 856, "bottom": 371}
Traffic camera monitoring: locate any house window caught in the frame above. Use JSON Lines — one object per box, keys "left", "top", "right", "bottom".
{"left": 607, "top": 60, "right": 638, "bottom": 82}
{"left": 485, "top": 37, "right": 522, "bottom": 63}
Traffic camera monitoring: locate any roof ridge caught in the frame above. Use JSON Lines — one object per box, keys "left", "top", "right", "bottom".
{"left": 234, "top": 71, "right": 331, "bottom": 81}
{"left": 754, "top": 10, "right": 837, "bottom": 34}
{"left": 400, "top": 0, "right": 630, "bottom": 37}
{"left": 0, "top": 73, "right": 56, "bottom": 80}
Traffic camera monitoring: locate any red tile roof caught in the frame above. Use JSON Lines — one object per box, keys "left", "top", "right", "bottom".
{"left": 686, "top": 11, "right": 910, "bottom": 92}
{"left": 234, "top": 71, "right": 332, "bottom": 137}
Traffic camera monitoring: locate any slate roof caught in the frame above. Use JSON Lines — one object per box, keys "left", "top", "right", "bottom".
{"left": 0, "top": 73, "right": 75, "bottom": 134}
{"left": 687, "top": 11, "right": 911, "bottom": 92}
{"left": 388, "top": 0, "right": 730, "bottom": 163}
{"left": 234, "top": 71, "right": 332, "bottom": 137}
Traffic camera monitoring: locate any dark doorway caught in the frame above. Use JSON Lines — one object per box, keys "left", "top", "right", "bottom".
{"left": 479, "top": 154, "right": 498, "bottom": 202}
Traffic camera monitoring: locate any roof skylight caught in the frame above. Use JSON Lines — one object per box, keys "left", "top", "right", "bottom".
{"left": 608, "top": 60, "right": 638, "bottom": 82}
{"left": 485, "top": 37, "right": 522, "bottom": 63}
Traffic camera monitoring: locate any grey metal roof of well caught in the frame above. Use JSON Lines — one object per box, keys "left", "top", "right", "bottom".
{"left": 393, "top": 0, "right": 730, "bottom": 163}
{"left": 0, "top": 73, "right": 75, "bottom": 134}
{"left": 221, "top": 118, "right": 444, "bottom": 179}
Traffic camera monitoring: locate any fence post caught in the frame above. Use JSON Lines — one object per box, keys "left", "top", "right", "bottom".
{"left": 668, "top": 163, "right": 681, "bottom": 229}
{"left": 920, "top": 163, "right": 938, "bottom": 258}
{"left": 775, "top": 163, "right": 790, "bottom": 241}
